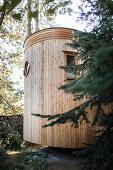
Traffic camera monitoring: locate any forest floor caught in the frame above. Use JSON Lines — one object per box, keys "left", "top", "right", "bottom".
{"left": 4, "top": 144, "right": 85, "bottom": 170}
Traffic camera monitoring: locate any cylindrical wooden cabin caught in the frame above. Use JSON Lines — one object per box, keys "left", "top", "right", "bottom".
{"left": 24, "top": 27, "right": 91, "bottom": 148}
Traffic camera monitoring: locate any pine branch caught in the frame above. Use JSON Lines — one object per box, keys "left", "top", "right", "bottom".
{"left": 32, "top": 96, "right": 98, "bottom": 127}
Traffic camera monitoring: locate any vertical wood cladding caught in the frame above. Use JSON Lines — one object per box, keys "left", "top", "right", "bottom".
{"left": 24, "top": 28, "right": 113, "bottom": 148}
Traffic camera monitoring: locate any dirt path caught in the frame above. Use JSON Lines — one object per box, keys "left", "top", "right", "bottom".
{"left": 4, "top": 146, "right": 85, "bottom": 170}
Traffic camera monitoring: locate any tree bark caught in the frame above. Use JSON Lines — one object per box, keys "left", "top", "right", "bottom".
{"left": 27, "top": 0, "right": 31, "bottom": 36}
{"left": 35, "top": 0, "right": 40, "bottom": 31}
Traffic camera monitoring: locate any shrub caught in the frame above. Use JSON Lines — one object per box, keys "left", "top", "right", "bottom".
{"left": 0, "top": 146, "right": 7, "bottom": 169}
{"left": 0, "top": 122, "right": 22, "bottom": 150}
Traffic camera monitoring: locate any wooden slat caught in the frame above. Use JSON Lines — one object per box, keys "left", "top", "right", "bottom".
{"left": 24, "top": 28, "right": 76, "bottom": 51}
{"left": 24, "top": 28, "right": 113, "bottom": 148}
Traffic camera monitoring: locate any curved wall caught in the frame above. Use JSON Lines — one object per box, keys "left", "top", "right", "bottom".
{"left": 24, "top": 28, "right": 91, "bottom": 148}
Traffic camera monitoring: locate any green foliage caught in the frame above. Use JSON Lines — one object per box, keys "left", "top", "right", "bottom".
{"left": 0, "top": 122, "right": 22, "bottom": 150}
{"left": 75, "top": 111, "right": 113, "bottom": 170}
{"left": 0, "top": 1, "right": 25, "bottom": 115}
{"left": 0, "top": 146, "right": 7, "bottom": 168}
{"left": 0, "top": 0, "right": 23, "bottom": 26}
{"left": 0, "top": 118, "right": 24, "bottom": 169}
{"left": 17, "top": 149, "right": 48, "bottom": 170}
{"left": 43, "top": 0, "right": 72, "bottom": 19}
{"left": 12, "top": 13, "right": 22, "bottom": 20}
{"left": 0, "top": 76, "right": 24, "bottom": 115}
{"left": 33, "top": 0, "right": 113, "bottom": 169}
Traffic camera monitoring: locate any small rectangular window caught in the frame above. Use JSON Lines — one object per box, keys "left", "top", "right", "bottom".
{"left": 67, "top": 55, "right": 75, "bottom": 79}
{"left": 63, "top": 51, "right": 77, "bottom": 81}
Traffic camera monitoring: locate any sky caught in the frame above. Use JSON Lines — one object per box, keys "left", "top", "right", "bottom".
{"left": 55, "top": 0, "right": 84, "bottom": 31}
{"left": 39, "top": 0, "right": 86, "bottom": 31}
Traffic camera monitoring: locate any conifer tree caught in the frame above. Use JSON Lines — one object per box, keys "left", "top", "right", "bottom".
{"left": 33, "top": 0, "right": 113, "bottom": 169}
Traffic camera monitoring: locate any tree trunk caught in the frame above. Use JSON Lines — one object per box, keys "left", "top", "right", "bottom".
{"left": 27, "top": 0, "right": 31, "bottom": 36}
{"left": 35, "top": 0, "right": 40, "bottom": 31}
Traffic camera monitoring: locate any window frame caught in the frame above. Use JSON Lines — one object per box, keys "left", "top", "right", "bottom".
{"left": 64, "top": 51, "right": 78, "bottom": 81}
{"left": 24, "top": 61, "right": 30, "bottom": 77}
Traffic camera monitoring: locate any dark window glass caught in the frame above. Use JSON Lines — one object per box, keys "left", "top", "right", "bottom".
{"left": 67, "top": 55, "right": 75, "bottom": 79}
{"left": 24, "top": 61, "right": 30, "bottom": 77}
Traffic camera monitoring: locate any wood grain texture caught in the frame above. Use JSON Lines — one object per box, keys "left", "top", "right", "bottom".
{"left": 24, "top": 28, "right": 113, "bottom": 148}
{"left": 24, "top": 28, "right": 76, "bottom": 51}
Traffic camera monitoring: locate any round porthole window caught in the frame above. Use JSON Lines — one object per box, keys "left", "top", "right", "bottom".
{"left": 24, "top": 61, "right": 30, "bottom": 77}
